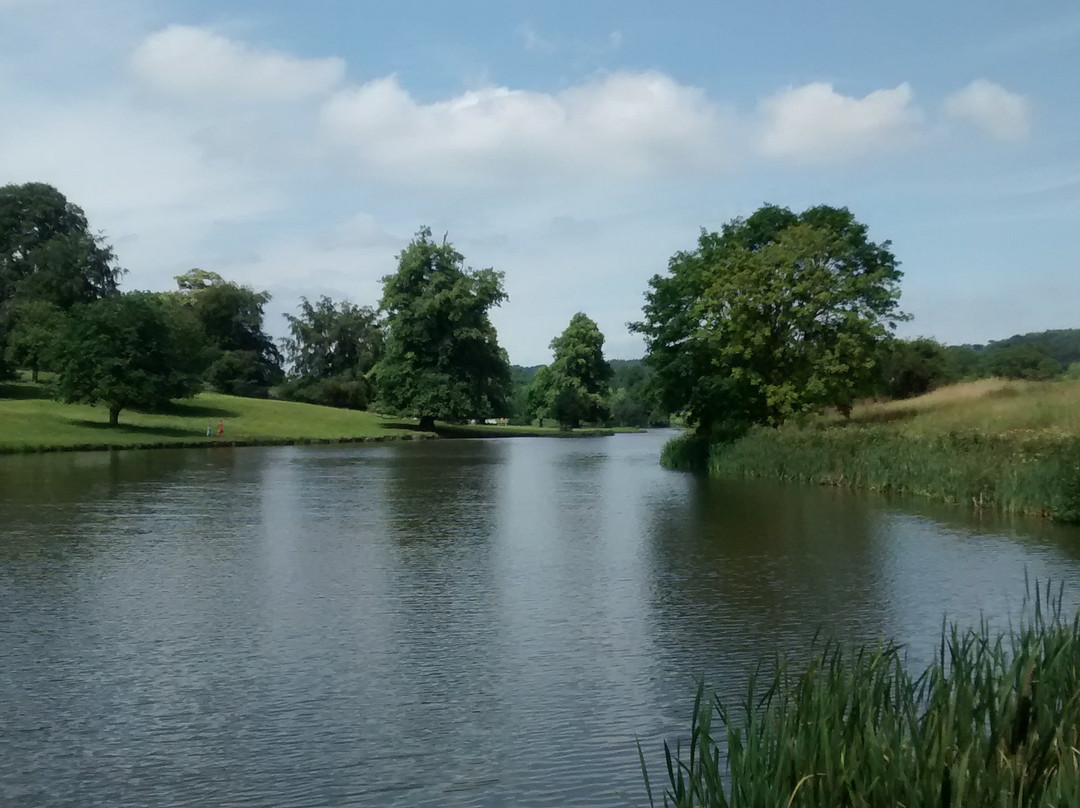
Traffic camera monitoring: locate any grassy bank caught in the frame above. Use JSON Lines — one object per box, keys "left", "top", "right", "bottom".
{"left": 644, "top": 585, "right": 1080, "bottom": 807}
{"left": 0, "top": 381, "right": 624, "bottom": 453}
{"left": 704, "top": 379, "right": 1080, "bottom": 522}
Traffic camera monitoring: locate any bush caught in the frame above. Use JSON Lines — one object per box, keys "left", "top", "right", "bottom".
{"left": 278, "top": 375, "right": 371, "bottom": 410}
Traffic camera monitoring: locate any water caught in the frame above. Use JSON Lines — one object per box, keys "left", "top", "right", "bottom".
{"left": 3, "top": 432, "right": 1080, "bottom": 806}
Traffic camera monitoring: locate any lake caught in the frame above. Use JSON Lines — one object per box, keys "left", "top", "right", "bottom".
{"left": 3, "top": 431, "right": 1080, "bottom": 806}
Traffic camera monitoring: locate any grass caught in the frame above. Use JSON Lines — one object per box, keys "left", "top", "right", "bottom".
{"left": 0, "top": 379, "right": 623, "bottom": 453}
{"left": 704, "top": 378, "right": 1080, "bottom": 522}
{"left": 643, "top": 582, "right": 1080, "bottom": 808}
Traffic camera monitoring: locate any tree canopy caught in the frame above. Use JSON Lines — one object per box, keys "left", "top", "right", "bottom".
{"left": 527, "top": 312, "right": 613, "bottom": 428}
{"left": 280, "top": 295, "right": 383, "bottom": 409}
{"left": 0, "top": 182, "right": 123, "bottom": 378}
{"left": 174, "top": 269, "right": 282, "bottom": 396}
{"left": 374, "top": 227, "right": 511, "bottom": 429}
{"left": 632, "top": 204, "right": 904, "bottom": 433}
{"left": 54, "top": 292, "right": 203, "bottom": 425}
{"left": 0, "top": 182, "right": 122, "bottom": 309}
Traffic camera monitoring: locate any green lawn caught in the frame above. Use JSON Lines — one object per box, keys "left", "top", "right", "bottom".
{"left": 0, "top": 381, "right": 626, "bottom": 453}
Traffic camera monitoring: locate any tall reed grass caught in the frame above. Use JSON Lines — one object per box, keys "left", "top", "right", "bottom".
{"left": 642, "top": 583, "right": 1080, "bottom": 807}
{"left": 700, "top": 379, "right": 1080, "bottom": 522}
{"left": 709, "top": 425, "right": 1080, "bottom": 522}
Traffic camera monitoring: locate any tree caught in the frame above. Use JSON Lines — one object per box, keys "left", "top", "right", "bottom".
{"left": 632, "top": 204, "right": 904, "bottom": 433}
{"left": 980, "top": 343, "right": 1063, "bottom": 381}
{"left": 280, "top": 296, "right": 383, "bottom": 409}
{"left": 3, "top": 300, "right": 63, "bottom": 383}
{"left": 878, "top": 337, "right": 952, "bottom": 400}
{"left": 527, "top": 313, "right": 613, "bottom": 428}
{"left": 0, "top": 182, "right": 123, "bottom": 309}
{"left": 174, "top": 269, "right": 282, "bottom": 396}
{"left": 54, "top": 292, "right": 202, "bottom": 425}
{"left": 374, "top": 228, "right": 511, "bottom": 430}
{"left": 1, "top": 182, "right": 124, "bottom": 380}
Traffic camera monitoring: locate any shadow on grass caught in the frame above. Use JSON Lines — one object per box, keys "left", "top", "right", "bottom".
{"left": 71, "top": 420, "right": 205, "bottom": 439}
{"left": 0, "top": 382, "right": 53, "bottom": 400}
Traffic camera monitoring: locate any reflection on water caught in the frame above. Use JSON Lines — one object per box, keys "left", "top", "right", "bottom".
{"left": 3, "top": 434, "right": 1080, "bottom": 807}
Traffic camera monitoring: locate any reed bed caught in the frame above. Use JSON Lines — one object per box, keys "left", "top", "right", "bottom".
{"left": 642, "top": 584, "right": 1080, "bottom": 807}
{"left": 702, "top": 379, "right": 1080, "bottom": 522}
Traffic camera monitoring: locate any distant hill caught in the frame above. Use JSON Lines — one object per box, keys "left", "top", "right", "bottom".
{"left": 984, "top": 329, "right": 1080, "bottom": 368}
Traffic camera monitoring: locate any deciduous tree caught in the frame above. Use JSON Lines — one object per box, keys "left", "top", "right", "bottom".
{"left": 528, "top": 313, "right": 613, "bottom": 428}
{"left": 280, "top": 295, "right": 383, "bottom": 409}
{"left": 54, "top": 292, "right": 202, "bottom": 425}
{"left": 374, "top": 228, "right": 511, "bottom": 429}
{"left": 632, "top": 204, "right": 904, "bottom": 433}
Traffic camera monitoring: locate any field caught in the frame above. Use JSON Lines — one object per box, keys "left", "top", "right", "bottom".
{"left": 0, "top": 380, "right": 615, "bottom": 453}
{"left": 701, "top": 378, "right": 1080, "bottom": 521}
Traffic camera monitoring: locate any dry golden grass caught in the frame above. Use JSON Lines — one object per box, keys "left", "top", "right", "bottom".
{"left": 844, "top": 377, "right": 1080, "bottom": 438}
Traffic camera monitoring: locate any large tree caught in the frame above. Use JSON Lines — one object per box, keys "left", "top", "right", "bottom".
{"left": 54, "top": 292, "right": 203, "bottom": 425}
{"left": 374, "top": 227, "right": 511, "bottom": 429}
{"left": 527, "top": 313, "right": 613, "bottom": 428}
{"left": 173, "top": 269, "right": 282, "bottom": 396}
{"left": 0, "top": 182, "right": 122, "bottom": 309}
{"left": 632, "top": 204, "right": 904, "bottom": 433}
{"left": 280, "top": 295, "right": 383, "bottom": 409}
{"left": 0, "top": 183, "right": 124, "bottom": 379}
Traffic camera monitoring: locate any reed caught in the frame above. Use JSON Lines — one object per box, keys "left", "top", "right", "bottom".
{"left": 642, "top": 583, "right": 1080, "bottom": 807}
{"left": 703, "top": 378, "right": 1080, "bottom": 522}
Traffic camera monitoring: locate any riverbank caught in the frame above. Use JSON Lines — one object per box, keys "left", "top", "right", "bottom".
{"left": 688, "top": 378, "right": 1080, "bottom": 522}
{"left": 0, "top": 381, "right": 621, "bottom": 453}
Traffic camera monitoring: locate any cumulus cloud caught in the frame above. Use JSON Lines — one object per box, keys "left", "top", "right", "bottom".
{"left": 757, "top": 82, "right": 922, "bottom": 164}
{"left": 944, "top": 79, "right": 1032, "bottom": 141}
{"left": 130, "top": 25, "right": 345, "bottom": 103}
{"left": 319, "top": 70, "right": 726, "bottom": 186}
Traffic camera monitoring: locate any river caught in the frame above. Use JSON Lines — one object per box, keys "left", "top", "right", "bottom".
{"left": 3, "top": 431, "right": 1080, "bottom": 806}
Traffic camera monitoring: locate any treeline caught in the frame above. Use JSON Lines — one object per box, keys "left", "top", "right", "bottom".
{"left": 878, "top": 332, "right": 1080, "bottom": 400}
{"left": 0, "top": 182, "right": 648, "bottom": 429}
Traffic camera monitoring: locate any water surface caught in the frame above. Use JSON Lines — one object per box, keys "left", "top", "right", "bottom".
{"left": 3, "top": 432, "right": 1080, "bottom": 806}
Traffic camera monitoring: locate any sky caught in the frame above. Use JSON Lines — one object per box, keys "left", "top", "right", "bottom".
{"left": 1, "top": 0, "right": 1077, "bottom": 365}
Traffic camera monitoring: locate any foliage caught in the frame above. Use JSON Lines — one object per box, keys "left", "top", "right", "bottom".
{"left": 527, "top": 313, "right": 613, "bottom": 428}
{"left": 706, "top": 378, "right": 1080, "bottom": 521}
{"left": 981, "top": 343, "right": 1063, "bottom": 381}
{"left": 3, "top": 300, "right": 63, "bottom": 383}
{"left": 0, "top": 182, "right": 123, "bottom": 309}
{"left": 991, "top": 328, "right": 1080, "bottom": 368}
{"left": 643, "top": 586, "right": 1080, "bottom": 807}
{"left": 174, "top": 269, "right": 282, "bottom": 395}
{"left": 610, "top": 360, "right": 669, "bottom": 427}
{"left": 659, "top": 432, "right": 712, "bottom": 471}
{"left": 282, "top": 295, "right": 382, "bottom": 380}
{"left": 374, "top": 227, "right": 511, "bottom": 428}
{"left": 877, "top": 337, "right": 953, "bottom": 399}
{"left": 632, "top": 204, "right": 904, "bottom": 432}
{"left": 0, "top": 182, "right": 124, "bottom": 381}
{"left": 53, "top": 292, "right": 203, "bottom": 425}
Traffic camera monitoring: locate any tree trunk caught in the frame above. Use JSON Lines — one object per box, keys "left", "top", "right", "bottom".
{"left": 418, "top": 415, "right": 436, "bottom": 431}
{"left": 108, "top": 405, "right": 121, "bottom": 426}
{"left": 31, "top": 365, "right": 39, "bottom": 384}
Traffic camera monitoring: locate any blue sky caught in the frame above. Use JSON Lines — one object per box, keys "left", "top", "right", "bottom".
{"left": 2, "top": 0, "right": 1077, "bottom": 364}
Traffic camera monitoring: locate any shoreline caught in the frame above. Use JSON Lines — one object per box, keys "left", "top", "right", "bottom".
{"left": 664, "top": 379, "right": 1080, "bottom": 524}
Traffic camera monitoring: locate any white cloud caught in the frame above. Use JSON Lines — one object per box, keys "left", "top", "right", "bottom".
{"left": 757, "top": 82, "right": 922, "bottom": 164}
{"left": 320, "top": 70, "right": 727, "bottom": 187}
{"left": 944, "top": 79, "right": 1031, "bottom": 141}
{"left": 130, "top": 25, "right": 345, "bottom": 103}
